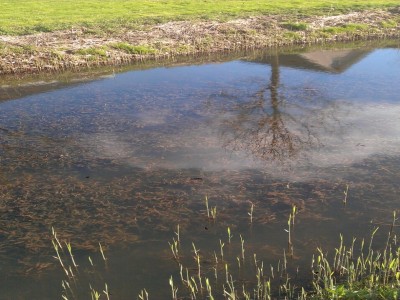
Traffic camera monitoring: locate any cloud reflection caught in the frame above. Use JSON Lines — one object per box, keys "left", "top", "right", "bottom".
{"left": 79, "top": 48, "right": 400, "bottom": 180}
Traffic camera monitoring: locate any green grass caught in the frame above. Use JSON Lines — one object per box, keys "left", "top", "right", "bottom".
{"left": 322, "top": 23, "right": 370, "bottom": 34}
{"left": 283, "top": 32, "right": 303, "bottom": 41}
{"left": 0, "top": 43, "right": 37, "bottom": 55}
{"left": 76, "top": 47, "right": 107, "bottom": 57}
{"left": 381, "top": 19, "right": 398, "bottom": 28}
{"left": 0, "top": 0, "right": 399, "bottom": 35}
{"left": 110, "top": 43, "right": 156, "bottom": 55}
{"left": 282, "top": 22, "right": 309, "bottom": 31}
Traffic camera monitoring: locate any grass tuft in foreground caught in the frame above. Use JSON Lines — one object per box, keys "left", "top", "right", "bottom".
{"left": 51, "top": 228, "right": 109, "bottom": 300}
{"left": 322, "top": 23, "right": 370, "bottom": 34}
{"left": 52, "top": 211, "right": 400, "bottom": 299}
{"left": 281, "top": 22, "right": 309, "bottom": 31}
{"left": 164, "top": 212, "right": 400, "bottom": 299}
{"left": 76, "top": 47, "right": 108, "bottom": 57}
{"left": 110, "top": 43, "right": 156, "bottom": 55}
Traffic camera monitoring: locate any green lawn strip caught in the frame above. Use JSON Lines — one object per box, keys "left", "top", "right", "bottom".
{"left": 0, "top": 0, "right": 399, "bottom": 35}
{"left": 110, "top": 42, "right": 156, "bottom": 55}
{"left": 322, "top": 23, "right": 369, "bottom": 34}
{"left": 76, "top": 46, "right": 108, "bottom": 57}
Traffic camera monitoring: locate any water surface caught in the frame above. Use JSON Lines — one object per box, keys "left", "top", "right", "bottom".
{"left": 1, "top": 41, "right": 400, "bottom": 299}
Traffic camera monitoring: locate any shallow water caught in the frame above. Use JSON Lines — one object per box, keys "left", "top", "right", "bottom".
{"left": 1, "top": 41, "right": 400, "bottom": 299}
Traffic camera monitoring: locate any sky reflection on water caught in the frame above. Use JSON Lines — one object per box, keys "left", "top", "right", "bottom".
{"left": 0, "top": 43, "right": 400, "bottom": 299}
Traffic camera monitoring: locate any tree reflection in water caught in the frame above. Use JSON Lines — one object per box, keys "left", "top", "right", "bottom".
{"left": 217, "top": 51, "right": 333, "bottom": 165}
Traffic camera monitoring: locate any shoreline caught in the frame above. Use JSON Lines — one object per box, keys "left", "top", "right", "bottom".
{"left": 0, "top": 9, "right": 399, "bottom": 75}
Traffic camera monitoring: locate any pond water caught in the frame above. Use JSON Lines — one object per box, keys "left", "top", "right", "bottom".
{"left": 1, "top": 41, "right": 400, "bottom": 299}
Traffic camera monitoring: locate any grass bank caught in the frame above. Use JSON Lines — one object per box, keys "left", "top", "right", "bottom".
{"left": 0, "top": 1, "right": 399, "bottom": 74}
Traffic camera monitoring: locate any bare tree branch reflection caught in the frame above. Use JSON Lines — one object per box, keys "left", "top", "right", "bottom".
{"left": 218, "top": 52, "right": 325, "bottom": 164}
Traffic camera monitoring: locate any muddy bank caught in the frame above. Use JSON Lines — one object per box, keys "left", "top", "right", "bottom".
{"left": 0, "top": 9, "right": 399, "bottom": 75}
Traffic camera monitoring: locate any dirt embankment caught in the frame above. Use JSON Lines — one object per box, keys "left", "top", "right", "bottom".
{"left": 0, "top": 9, "right": 399, "bottom": 75}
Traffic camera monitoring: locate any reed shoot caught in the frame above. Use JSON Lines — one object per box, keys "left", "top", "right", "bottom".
{"left": 248, "top": 202, "right": 254, "bottom": 224}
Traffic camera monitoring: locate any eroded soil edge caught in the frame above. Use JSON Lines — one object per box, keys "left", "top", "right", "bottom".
{"left": 0, "top": 9, "right": 399, "bottom": 75}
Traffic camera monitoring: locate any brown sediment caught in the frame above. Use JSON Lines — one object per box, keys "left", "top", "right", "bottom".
{"left": 0, "top": 9, "right": 399, "bottom": 75}
{"left": 1, "top": 143, "right": 399, "bottom": 274}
